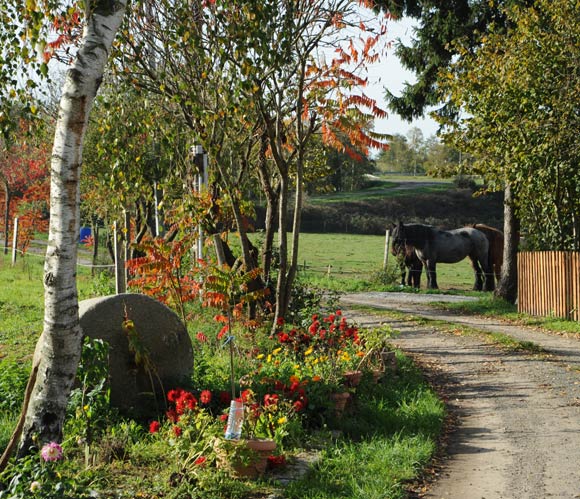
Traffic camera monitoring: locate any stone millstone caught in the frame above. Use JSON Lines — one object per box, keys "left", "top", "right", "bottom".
{"left": 79, "top": 293, "right": 193, "bottom": 418}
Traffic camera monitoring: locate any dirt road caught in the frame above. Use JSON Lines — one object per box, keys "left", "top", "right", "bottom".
{"left": 340, "top": 292, "right": 580, "bottom": 499}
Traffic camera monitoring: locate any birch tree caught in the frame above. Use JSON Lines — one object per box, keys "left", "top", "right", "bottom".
{"left": 4, "top": 0, "right": 129, "bottom": 455}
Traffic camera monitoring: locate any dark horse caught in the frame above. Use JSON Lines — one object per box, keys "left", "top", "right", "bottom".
{"left": 392, "top": 243, "right": 423, "bottom": 288}
{"left": 391, "top": 222, "right": 495, "bottom": 291}
{"left": 470, "top": 224, "right": 504, "bottom": 285}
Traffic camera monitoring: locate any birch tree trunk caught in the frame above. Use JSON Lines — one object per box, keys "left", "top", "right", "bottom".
{"left": 18, "top": 0, "right": 127, "bottom": 454}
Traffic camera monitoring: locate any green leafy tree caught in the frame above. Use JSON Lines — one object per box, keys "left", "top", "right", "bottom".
{"left": 438, "top": 0, "right": 580, "bottom": 253}
{"left": 373, "top": 0, "right": 533, "bottom": 302}
{"left": 115, "top": 0, "right": 391, "bottom": 321}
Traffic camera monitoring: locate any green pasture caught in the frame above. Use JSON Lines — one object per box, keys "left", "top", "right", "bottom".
{"left": 294, "top": 232, "right": 477, "bottom": 292}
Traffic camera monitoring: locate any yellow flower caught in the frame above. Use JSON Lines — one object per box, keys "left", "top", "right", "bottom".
{"left": 277, "top": 417, "right": 287, "bottom": 425}
{"left": 256, "top": 353, "right": 265, "bottom": 360}
{"left": 304, "top": 347, "right": 314, "bottom": 356}
{"left": 273, "top": 347, "right": 282, "bottom": 355}
{"left": 267, "top": 354, "right": 272, "bottom": 363}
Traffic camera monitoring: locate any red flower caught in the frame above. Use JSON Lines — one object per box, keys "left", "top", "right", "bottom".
{"left": 264, "top": 393, "right": 279, "bottom": 407}
{"left": 149, "top": 420, "right": 161, "bottom": 434}
{"left": 173, "top": 426, "right": 182, "bottom": 437}
{"left": 308, "top": 320, "right": 320, "bottom": 335}
{"left": 335, "top": 309, "right": 342, "bottom": 316}
{"left": 278, "top": 332, "right": 290, "bottom": 343}
{"left": 200, "top": 389, "right": 212, "bottom": 405}
{"left": 276, "top": 317, "right": 285, "bottom": 326}
{"left": 167, "top": 388, "right": 184, "bottom": 403}
{"left": 176, "top": 392, "right": 197, "bottom": 414}
{"left": 241, "top": 389, "right": 253, "bottom": 403}
{"left": 196, "top": 332, "right": 208, "bottom": 342}
{"left": 166, "top": 408, "right": 179, "bottom": 423}
{"left": 219, "top": 413, "right": 228, "bottom": 422}
{"left": 194, "top": 456, "right": 207, "bottom": 466}
{"left": 293, "top": 400, "right": 306, "bottom": 412}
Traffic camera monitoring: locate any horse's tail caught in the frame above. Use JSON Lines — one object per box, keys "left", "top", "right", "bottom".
{"left": 472, "top": 224, "right": 504, "bottom": 282}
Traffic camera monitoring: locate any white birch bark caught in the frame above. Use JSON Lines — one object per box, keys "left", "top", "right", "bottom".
{"left": 19, "top": 0, "right": 127, "bottom": 453}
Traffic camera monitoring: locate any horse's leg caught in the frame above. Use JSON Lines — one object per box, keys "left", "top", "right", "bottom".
{"left": 426, "top": 260, "right": 438, "bottom": 289}
{"left": 482, "top": 258, "right": 495, "bottom": 292}
{"left": 469, "top": 256, "right": 484, "bottom": 291}
{"left": 411, "top": 261, "right": 422, "bottom": 288}
{"left": 406, "top": 266, "right": 413, "bottom": 286}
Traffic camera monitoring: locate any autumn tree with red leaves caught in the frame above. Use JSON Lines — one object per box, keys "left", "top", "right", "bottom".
{"left": 0, "top": 118, "right": 50, "bottom": 255}
{"left": 117, "top": 0, "right": 391, "bottom": 322}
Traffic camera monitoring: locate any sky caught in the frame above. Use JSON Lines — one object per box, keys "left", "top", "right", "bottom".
{"left": 362, "top": 17, "right": 440, "bottom": 141}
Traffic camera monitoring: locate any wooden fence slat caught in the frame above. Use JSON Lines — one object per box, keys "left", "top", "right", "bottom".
{"left": 518, "top": 251, "right": 580, "bottom": 321}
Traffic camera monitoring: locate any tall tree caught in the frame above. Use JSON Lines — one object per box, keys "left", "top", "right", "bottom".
{"left": 373, "top": 0, "right": 532, "bottom": 302}
{"left": 11, "top": 0, "right": 128, "bottom": 454}
{"left": 116, "top": 0, "right": 390, "bottom": 320}
{"left": 437, "top": 0, "right": 580, "bottom": 251}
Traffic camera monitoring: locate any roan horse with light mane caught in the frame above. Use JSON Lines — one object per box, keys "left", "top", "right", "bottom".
{"left": 391, "top": 222, "right": 495, "bottom": 291}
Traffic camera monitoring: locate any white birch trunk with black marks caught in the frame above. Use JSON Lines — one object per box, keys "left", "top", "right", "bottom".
{"left": 19, "top": 0, "right": 127, "bottom": 453}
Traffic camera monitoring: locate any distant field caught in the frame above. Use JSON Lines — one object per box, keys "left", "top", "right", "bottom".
{"left": 308, "top": 175, "right": 454, "bottom": 204}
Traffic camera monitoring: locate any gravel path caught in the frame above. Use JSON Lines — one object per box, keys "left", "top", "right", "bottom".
{"left": 340, "top": 292, "right": 580, "bottom": 499}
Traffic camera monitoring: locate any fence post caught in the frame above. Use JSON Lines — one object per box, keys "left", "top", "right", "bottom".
{"left": 11, "top": 217, "right": 18, "bottom": 266}
{"left": 114, "top": 221, "right": 126, "bottom": 294}
{"left": 383, "top": 229, "right": 390, "bottom": 270}
{"left": 124, "top": 210, "right": 131, "bottom": 286}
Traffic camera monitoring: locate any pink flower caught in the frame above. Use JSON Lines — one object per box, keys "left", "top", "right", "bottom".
{"left": 40, "top": 442, "right": 63, "bottom": 462}
{"left": 149, "top": 421, "right": 161, "bottom": 434}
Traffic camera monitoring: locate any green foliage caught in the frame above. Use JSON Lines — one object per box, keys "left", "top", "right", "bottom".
{"left": 438, "top": 0, "right": 580, "bottom": 250}
{"left": 66, "top": 338, "right": 117, "bottom": 454}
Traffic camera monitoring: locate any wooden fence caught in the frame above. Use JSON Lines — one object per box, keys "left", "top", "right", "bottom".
{"left": 518, "top": 251, "right": 580, "bottom": 321}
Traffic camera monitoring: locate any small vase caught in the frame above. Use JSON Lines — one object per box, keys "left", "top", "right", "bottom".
{"left": 216, "top": 438, "right": 277, "bottom": 479}
{"left": 330, "top": 391, "right": 351, "bottom": 416}
{"left": 343, "top": 370, "right": 363, "bottom": 387}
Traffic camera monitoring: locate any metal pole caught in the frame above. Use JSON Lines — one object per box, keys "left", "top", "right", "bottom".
{"left": 11, "top": 217, "right": 18, "bottom": 266}
{"left": 153, "top": 181, "right": 160, "bottom": 237}
{"left": 193, "top": 145, "right": 207, "bottom": 261}
{"left": 114, "top": 221, "right": 126, "bottom": 294}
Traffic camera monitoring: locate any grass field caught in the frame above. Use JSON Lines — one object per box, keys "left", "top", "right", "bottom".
{"left": 308, "top": 175, "right": 454, "bottom": 204}
{"left": 294, "top": 232, "right": 477, "bottom": 292}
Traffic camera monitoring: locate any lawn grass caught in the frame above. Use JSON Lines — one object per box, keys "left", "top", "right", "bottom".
{"left": 294, "top": 232, "right": 477, "bottom": 292}
{"left": 0, "top": 251, "right": 445, "bottom": 499}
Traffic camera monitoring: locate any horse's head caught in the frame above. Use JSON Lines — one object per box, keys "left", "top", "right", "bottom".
{"left": 390, "top": 222, "right": 406, "bottom": 256}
